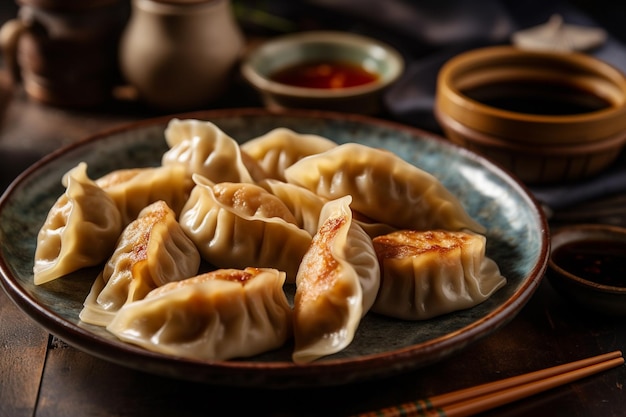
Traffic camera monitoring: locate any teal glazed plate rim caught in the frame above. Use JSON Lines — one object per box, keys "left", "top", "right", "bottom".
{"left": 0, "top": 108, "right": 549, "bottom": 388}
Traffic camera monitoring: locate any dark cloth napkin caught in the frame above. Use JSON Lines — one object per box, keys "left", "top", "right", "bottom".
{"left": 300, "top": 0, "right": 626, "bottom": 212}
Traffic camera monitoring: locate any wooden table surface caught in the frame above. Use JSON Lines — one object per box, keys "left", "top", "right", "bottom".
{"left": 2, "top": 4, "right": 626, "bottom": 417}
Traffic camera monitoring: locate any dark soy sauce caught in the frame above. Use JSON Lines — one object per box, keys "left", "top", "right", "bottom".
{"left": 462, "top": 80, "right": 613, "bottom": 115}
{"left": 552, "top": 239, "right": 626, "bottom": 287}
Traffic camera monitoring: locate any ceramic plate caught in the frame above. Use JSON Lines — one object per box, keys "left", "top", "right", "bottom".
{"left": 0, "top": 109, "right": 549, "bottom": 388}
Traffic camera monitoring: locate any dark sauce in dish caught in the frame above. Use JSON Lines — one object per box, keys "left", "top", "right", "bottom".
{"left": 269, "top": 60, "right": 379, "bottom": 89}
{"left": 462, "top": 80, "right": 613, "bottom": 115}
{"left": 552, "top": 239, "right": 626, "bottom": 287}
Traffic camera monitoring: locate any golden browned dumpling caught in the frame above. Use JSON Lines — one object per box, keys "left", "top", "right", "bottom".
{"left": 371, "top": 230, "right": 506, "bottom": 320}
{"left": 292, "top": 195, "right": 380, "bottom": 364}
{"left": 79, "top": 200, "right": 200, "bottom": 327}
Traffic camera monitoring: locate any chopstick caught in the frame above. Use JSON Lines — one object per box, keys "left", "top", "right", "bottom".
{"left": 356, "top": 350, "right": 623, "bottom": 417}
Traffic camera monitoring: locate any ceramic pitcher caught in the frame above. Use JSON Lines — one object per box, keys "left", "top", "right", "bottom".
{"left": 119, "top": 0, "right": 245, "bottom": 111}
{"left": 0, "top": 0, "right": 128, "bottom": 107}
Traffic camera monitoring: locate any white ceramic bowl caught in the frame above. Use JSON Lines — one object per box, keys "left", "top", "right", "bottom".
{"left": 241, "top": 31, "right": 404, "bottom": 114}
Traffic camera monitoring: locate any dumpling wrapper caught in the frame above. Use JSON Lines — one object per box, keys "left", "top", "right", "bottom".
{"left": 107, "top": 267, "right": 293, "bottom": 361}
{"left": 258, "top": 178, "right": 327, "bottom": 236}
{"left": 179, "top": 174, "right": 312, "bottom": 283}
{"left": 240, "top": 127, "right": 337, "bottom": 181}
{"left": 292, "top": 195, "right": 380, "bottom": 364}
{"left": 79, "top": 200, "right": 201, "bottom": 327}
{"left": 161, "top": 118, "right": 265, "bottom": 183}
{"left": 33, "top": 162, "right": 123, "bottom": 285}
{"left": 284, "top": 142, "right": 485, "bottom": 233}
{"left": 96, "top": 164, "right": 193, "bottom": 226}
{"left": 371, "top": 230, "right": 506, "bottom": 320}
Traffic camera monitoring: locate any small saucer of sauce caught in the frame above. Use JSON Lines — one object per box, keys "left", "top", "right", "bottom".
{"left": 552, "top": 239, "right": 626, "bottom": 287}
{"left": 269, "top": 60, "right": 379, "bottom": 90}
{"left": 548, "top": 224, "right": 626, "bottom": 316}
{"left": 240, "top": 30, "right": 404, "bottom": 115}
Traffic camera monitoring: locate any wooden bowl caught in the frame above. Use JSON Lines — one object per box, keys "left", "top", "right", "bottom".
{"left": 434, "top": 107, "right": 626, "bottom": 184}
{"left": 434, "top": 46, "right": 626, "bottom": 184}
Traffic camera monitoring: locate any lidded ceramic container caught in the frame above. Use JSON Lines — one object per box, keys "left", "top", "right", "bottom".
{"left": 119, "top": 0, "right": 244, "bottom": 111}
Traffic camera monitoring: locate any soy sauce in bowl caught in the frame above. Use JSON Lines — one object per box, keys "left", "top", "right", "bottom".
{"left": 462, "top": 80, "right": 613, "bottom": 116}
{"left": 551, "top": 239, "right": 626, "bottom": 287}
{"left": 547, "top": 224, "right": 626, "bottom": 316}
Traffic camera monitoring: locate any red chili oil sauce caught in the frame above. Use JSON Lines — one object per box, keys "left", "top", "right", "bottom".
{"left": 552, "top": 239, "right": 626, "bottom": 287}
{"left": 269, "top": 60, "right": 379, "bottom": 89}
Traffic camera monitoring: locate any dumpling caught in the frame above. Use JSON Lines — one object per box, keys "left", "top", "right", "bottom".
{"left": 259, "top": 179, "right": 394, "bottom": 240}
{"left": 79, "top": 200, "right": 201, "bottom": 327}
{"left": 33, "top": 162, "right": 123, "bottom": 285}
{"left": 179, "top": 174, "right": 312, "bottom": 282}
{"left": 371, "top": 230, "right": 506, "bottom": 320}
{"left": 258, "top": 178, "right": 326, "bottom": 236}
{"left": 351, "top": 210, "right": 398, "bottom": 240}
{"left": 161, "top": 118, "right": 264, "bottom": 183}
{"left": 284, "top": 142, "right": 485, "bottom": 233}
{"left": 292, "top": 195, "right": 380, "bottom": 364}
{"left": 106, "top": 267, "right": 292, "bottom": 361}
{"left": 240, "top": 127, "right": 337, "bottom": 181}
{"left": 96, "top": 164, "right": 193, "bottom": 225}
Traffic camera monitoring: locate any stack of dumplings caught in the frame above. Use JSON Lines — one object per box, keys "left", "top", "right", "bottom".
{"left": 33, "top": 118, "right": 506, "bottom": 364}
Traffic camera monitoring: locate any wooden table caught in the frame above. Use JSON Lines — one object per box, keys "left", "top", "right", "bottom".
{"left": 2, "top": 9, "right": 626, "bottom": 417}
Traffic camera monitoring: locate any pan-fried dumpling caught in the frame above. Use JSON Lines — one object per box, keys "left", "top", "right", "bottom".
{"left": 33, "top": 162, "right": 123, "bottom": 285}
{"left": 258, "top": 179, "right": 326, "bottom": 236}
{"left": 79, "top": 200, "right": 201, "bottom": 327}
{"left": 179, "top": 175, "right": 312, "bottom": 282}
{"left": 161, "top": 118, "right": 264, "bottom": 183}
{"left": 292, "top": 195, "right": 380, "bottom": 364}
{"left": 371, "top": 230, "right": 506, "bottom": 320}
{"left": 106, "top": 267, "right": 292, "bottom": 361}
{"left": 96, "top": 165, "right": 193, "bottom": 225}
{"left": 240, "top": 127, "right": 337, "bottom": 181}
{"left": 284, "top": 142, "right": 485, "bottom": 233}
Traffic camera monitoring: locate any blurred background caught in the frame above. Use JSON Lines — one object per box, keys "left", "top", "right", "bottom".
{"left": 1, "top": 0, "right": 626, "bottom": 204}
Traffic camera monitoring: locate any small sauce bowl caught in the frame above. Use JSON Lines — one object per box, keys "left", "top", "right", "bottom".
{"left": 241, "top": 30, "right": 404, "bottom": 115}
{"left": 547, "top": 223, "right": 626, "bottom": 316}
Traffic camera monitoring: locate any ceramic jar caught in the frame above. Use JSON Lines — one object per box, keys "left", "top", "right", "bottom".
{"left": 0, "top": 0, "right": 128, "bottom": 107}
{"left": 119, "top": 0, "right": 245, "bottom": 111}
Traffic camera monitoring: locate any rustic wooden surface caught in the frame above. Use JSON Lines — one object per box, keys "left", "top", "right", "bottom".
{"left": 1, "top": 3, "right": 626, "bottom": 416}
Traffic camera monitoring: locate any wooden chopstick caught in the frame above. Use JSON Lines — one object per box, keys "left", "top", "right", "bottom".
{"left": 356, "top": 350, "right": 623, "bottom": 417}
